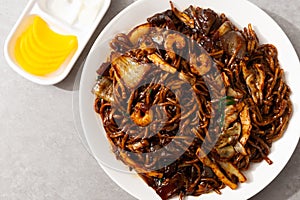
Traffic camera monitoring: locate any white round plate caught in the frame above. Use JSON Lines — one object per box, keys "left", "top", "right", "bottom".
{"left": 79, "top": 0, "right": 300, "bottom": 199}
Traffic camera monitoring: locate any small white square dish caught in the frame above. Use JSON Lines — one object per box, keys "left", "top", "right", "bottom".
{"left": 4, "top": 0, "right": 111, "bottom": 85}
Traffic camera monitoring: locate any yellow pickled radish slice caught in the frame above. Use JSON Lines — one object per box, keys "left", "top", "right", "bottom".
{"left": 22, "top": 32, "right": 75, "bottom": 71}
{"left": 15, "top": 37, "right": 69, "bottom": 75}
{"left": 14, "top": 15, "right": 78, "bottom": 76}
{"left": 21, "top": 30, "right": 67, "bottom": 65}
{"left": 15, "top": 38, "right": 60, "bottom": 75}
{"left": 24, "top": 29, "right": 72, "bottom": 58}
{"left": 19, "top": 39, "right": 66, "bottom": 70}
{"left": 31, "top": 16, "right": 77, "bottom": 51}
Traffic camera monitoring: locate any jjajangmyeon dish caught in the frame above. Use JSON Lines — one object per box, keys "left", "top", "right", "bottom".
{"left": 92, "top": 2, "right": 292, "bottom": 199}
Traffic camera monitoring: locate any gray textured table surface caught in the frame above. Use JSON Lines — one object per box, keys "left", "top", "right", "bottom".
{"left": 1, "top": 0, "right": 299, "bottom": 199}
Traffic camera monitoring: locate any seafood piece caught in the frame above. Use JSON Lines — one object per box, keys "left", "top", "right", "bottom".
{"left": 147, "top": 53, "right": 177, "bottom": 73}
{"left": 242, "top": 61, "right": 265, "bottom": 104}
{"left": 196, "top": 148, "right": 238, "bottom": 189}
{"left": 190, "top": 53, "right": 212, "bottom": 76}
{"left": 216, "top": 122, "right": 241, "bottom": 148}
{"left": 215, "top": 145, "right": 235, "bottom": 159}
{"left": 217, "top": 160, "right": 247, "bottom": 183}
{"left": 156, "top": 173, "right": 184, "bottom": 200}
{"left": 224, "top": 102, "right": 244, "bottom": 129}
{"left": 130, "top": 102, "right": 153, "bottom": 127}
{"left": 239, "top": 105, "right": 252, "bottom": 146}
{"left": 234, "top": 141, "right": 247, "bottom": 156}
{"left": 164, "top": 33, "right": 186, "bottom": 60}
{"left": 189, "top": 40, "right": 212, "bottom": 76}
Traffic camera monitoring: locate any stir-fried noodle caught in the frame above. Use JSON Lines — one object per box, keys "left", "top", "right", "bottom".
{"left": 92, "top": 2, "right": 292, "bottom": 199}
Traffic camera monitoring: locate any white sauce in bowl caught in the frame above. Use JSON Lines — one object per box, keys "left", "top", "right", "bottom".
{"left": 45, "top": 0, "right": 105, "bottom": 26}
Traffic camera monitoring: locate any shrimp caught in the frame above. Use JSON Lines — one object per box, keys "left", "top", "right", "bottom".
{"left": 164, "top": 33, "right": 186, "bottom": 60}
{"left": 130, "top": 102, "right": 153, "bottom": 127}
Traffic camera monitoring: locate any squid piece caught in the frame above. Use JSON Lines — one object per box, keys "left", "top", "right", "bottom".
{"left": 232, "top": 105, "right": 251, "bottom": 155}
{"left": 217, "top": 160, "right": 247, "bottom": 183}
{"left": 110, "top": 33, "right": 133, "bottom": 53}
{"left": 216, "top": 122, "right": 241, "bottom": 148}
{"left": 198, "top": 8, "right": 222, "bottom": 35}
{"left": 224, "top": 102, "right": 244, "bottom": 129}
{"left": 239, "top": 105, "right": 252, "bottom": 146}
{"left": 242, "top": 61, "right": 265, "bottom": 104}
{"left": 111, "top": 53, "right": 151, "bottom": 89}
{"left": 147, "top": 53, "right": 177, "bottom": 74}
{"left": 196, "top": 148, "right": 238, "bottom": 189}
{"left": 254, "top": 64, "right": 265, "bottom": 102}
{"left": 234, "top": 141, "right": 247, "bottom": 156}
{"left": 215, "top": 145, "right": 235, "bottom": 159}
